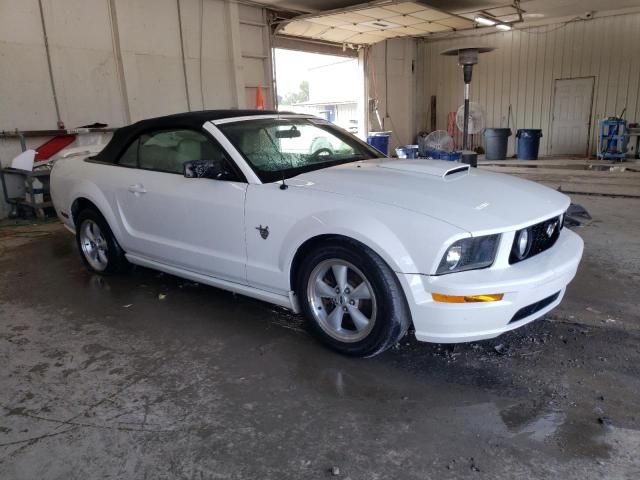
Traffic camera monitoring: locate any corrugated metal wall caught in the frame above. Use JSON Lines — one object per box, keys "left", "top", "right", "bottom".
{"left": 417, "top": 13, "right": 640, "bottom": 157}
{"left": 0, "top": 0, "right": 272, "bottom": 218}
{"left": 0, "top": 0, "right": 272, "bottom": 133}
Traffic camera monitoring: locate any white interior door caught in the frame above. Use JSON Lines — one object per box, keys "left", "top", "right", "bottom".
{"left": 551, "top": 77, "right": 594, "bottom": 156}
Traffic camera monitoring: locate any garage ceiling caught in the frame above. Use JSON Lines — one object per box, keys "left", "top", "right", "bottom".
{"left": 267, "top": 0, "right": 640, "bottom": 45}
{"left": 263, "top": 0, "right": 640, "bottom": 17}
{"left": 276, "top": 1, "right": 480, "bottom": 45}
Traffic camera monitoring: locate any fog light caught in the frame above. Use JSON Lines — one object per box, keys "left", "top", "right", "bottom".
{"left": 515, "top": 228, "right": 531, "bottom": 259}
{"left": 432, "top": 293, "right": 504, "bottom": 303}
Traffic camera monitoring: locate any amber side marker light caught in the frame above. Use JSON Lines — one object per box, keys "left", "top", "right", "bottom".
{"left": 432, "top": 293, "right": 504, "bottom": 303}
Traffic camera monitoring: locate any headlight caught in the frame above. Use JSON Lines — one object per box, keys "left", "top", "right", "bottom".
{"left": 444, "top": 244, "right": 462, "bottom": 270}
{"left": 436, "top": 234, "right": 500, "bottom": 275}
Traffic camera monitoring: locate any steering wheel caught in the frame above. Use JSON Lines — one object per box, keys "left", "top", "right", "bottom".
{"left": 310, "top": 147, "right": 333, "bottom": 161}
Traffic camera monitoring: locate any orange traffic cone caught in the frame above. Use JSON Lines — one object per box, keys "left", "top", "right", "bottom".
{"left": 256, "top": 85, "right": 265, "bottom": 110}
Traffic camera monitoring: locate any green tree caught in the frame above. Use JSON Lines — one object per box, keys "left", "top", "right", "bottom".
{"left": 282, "top": 80, "right": 309, "bottom": 105}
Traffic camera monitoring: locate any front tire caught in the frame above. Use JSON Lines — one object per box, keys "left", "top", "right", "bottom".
{"left": 296, "top": 241, "right": 411, "bottom": 357}
{"left": 75, "top": 208, "right": 129, "bottom": 275}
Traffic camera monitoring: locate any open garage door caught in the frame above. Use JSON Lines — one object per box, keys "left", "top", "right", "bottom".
{"left": 274, "top": 1, "right": 476, "bottom": 46}
{"left": 272, "top": 27, "right": 367, "bottom": 139}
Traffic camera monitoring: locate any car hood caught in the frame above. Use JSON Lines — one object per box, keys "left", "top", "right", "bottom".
{"left": 292, "top": 159, "right": 570, "bottom": 234}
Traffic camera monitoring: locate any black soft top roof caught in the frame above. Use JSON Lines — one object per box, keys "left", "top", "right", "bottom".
{"left": 94, "top": 109, "right": 285, "bottom": 162}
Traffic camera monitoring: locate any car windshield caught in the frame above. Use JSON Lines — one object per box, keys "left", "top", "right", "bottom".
{"left": 217, "top": 117, "right": 384, "bottom": 182}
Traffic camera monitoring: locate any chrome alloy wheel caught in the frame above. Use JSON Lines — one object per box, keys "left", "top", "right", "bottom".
{"left": 307, "top": 259, "right": 377, "bottom": 343}
{"left": 79, "top": 219, "right": 109, "bottom": 271}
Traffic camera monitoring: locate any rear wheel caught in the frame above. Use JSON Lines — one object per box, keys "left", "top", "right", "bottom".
{"left": 75, "top": 208, "right": 129, "bottom": 275}
{"left": 297, "top": 241, "right": 410, "bottom": 357}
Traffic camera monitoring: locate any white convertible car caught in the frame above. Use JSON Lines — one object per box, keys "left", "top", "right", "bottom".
{"left": 51, "top": 110, "right": 584, "bottom": 357}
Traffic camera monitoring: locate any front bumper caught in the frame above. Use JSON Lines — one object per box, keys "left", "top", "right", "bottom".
{"left": 399, "top": 228, "right": 583, "bottom": 343}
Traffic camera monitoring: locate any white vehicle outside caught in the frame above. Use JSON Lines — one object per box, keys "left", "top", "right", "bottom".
{"left": 50, "top": 110, "right": 583, "bottom": 357}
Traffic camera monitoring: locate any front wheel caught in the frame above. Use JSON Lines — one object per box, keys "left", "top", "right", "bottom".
{"left": 297, "top": 241, "right": 411, "bottom": 357}
{"left": 75, "top": 208, "right": 129, "bottom": 275}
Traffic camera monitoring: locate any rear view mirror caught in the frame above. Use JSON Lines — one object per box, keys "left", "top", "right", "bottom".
{"left": 184, "top": 160, "right": 217, "bottom": 179}
{"left": 275, "top": 127, "right": 301, "bottom": 139}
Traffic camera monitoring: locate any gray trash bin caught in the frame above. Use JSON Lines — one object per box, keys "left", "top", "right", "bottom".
{"left": 484, "top": 128, "right": 512, "bottom": 160}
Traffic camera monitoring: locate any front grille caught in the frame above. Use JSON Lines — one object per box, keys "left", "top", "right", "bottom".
{"left": 509, "top": 291, "right": 561, "bottom": 323}
{"left": 509, "top": 215, "right": 562, "bottom": 264}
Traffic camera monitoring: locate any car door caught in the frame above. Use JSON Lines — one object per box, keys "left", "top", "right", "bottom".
{"left": 113, "top": 128, "right": 248, "bottom": 285}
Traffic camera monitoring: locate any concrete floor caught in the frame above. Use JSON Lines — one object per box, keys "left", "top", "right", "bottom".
{"left": 1, "top": 194, "right": 639, "bottom": 479}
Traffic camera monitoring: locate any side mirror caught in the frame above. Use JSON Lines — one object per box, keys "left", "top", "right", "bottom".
{"left": 184, "top": 159, "right": 218, "bottom": 179}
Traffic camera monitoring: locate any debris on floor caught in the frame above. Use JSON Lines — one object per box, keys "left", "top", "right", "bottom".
{"left": 597, "top": 416, "right": 612, "bottom": 426}
{"left": 565, "top": 203, "right": 592, "bottom": 227}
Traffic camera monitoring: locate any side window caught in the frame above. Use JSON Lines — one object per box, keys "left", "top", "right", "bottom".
{"left": 139, "top": 130, "right": 205, "bottom": 174}
{"left": 118, "top": 139, "right": 139, "bottom": 167}
{"left": 117, "top": 129, "right": 241, "bottom": 181}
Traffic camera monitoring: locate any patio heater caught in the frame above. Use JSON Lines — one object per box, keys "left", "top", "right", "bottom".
{"left": 441, "top": 46, "right": 494, "bottom": 166}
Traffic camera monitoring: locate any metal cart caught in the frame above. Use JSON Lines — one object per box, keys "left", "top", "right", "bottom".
{"left": 0, "top": 167, "right": 52, "bottom": 219}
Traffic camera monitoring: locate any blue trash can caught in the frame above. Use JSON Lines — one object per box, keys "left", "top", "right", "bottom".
{"left": 516, "top": 129, "right": 543, "bottom": 160}
{"left": 367, "top": 132, "right": 391, "bottom": 156}
{"left": 484, "top": 128, "right": 512, "bottom": 160}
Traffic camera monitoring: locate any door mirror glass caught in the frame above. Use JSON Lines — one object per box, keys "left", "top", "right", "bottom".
{"left": 184, "top": 159, "right": 218, "bottom": 178}
{"left": 184, "top": 159, "right": 236, "bottom": 181}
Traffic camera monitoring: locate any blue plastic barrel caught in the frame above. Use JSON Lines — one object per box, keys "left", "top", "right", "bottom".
{"left": 367, "top": 132, "right": 391, "bottom": 156}
{"left": 516, "top": 129, "right": 543, "bottom": 160}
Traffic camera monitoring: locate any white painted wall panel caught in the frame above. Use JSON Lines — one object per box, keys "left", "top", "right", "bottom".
{"left": 417, "top": 13, "right": 640, "bottom": 157}
{"left": 115, "top": 0, "right": 189, "bottom": 120}
{"left": 179, "top": 0, "right": 236, "bottom": 110}
{"left": 41, "top": 0, "right": 125, "bottom": 127}
{"left": 0, "top": 42, "right": 59, "bottom": 130}
{"left": 239, "top": 5, "right": 272, "bottom": 110}
{"left": 1, "top": 0, "right": 271, "bottom": 133}
{"left": 0, "top": 0, "right": 58, "bottom": 130}
{"left": 0, "top": 0, "right": 271, "bottom": 218}
{"left": 368, "top": 38, "right": 416, "bottom": 151}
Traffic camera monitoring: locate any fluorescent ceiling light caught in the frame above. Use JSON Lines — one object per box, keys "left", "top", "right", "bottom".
{"left": 496, "top": 23, "right": 512, "bottom": 31}
{"left": 474, "top": 16, "right": 496, "bottom": 26}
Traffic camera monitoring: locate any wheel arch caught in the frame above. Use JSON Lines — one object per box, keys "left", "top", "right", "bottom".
{"left": 282, "top": 210, "right": 426, "bottom": 294}
{"left": 288, "top": 232, "right": 413, "bottom": 294}
{"left": 71, "top": 197, "right": 100, "bottom": 223}
{"left": 68, "top": 185, "right": 125, "bottom": 244}
{"left": 290, "top": 234, "right": 356, "bottom": 291}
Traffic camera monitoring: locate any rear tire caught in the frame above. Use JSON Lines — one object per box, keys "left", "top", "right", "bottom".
{"left": 75, "top": 208, "right": 129, "bottom": 275}
{"left": 296, "top": 240, "right": 411, "bottom": 357}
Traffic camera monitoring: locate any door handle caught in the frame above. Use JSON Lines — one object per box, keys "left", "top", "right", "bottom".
{"left": 128, "top": 184, "right": 147, "bottom": 194}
